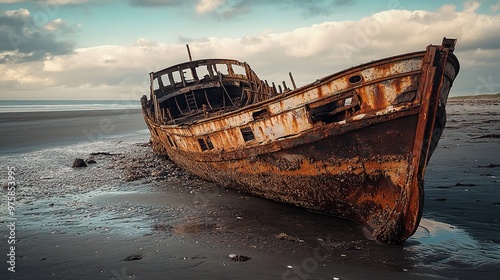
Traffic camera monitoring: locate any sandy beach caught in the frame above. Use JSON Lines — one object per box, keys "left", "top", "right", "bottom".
{"left": 1, "top": 97, "right": 499, "bottom": 279}
{"left": 0, "top": 109, "right": 145, "bottom": 155}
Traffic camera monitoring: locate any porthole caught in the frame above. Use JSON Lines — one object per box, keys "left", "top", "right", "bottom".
{"left": 348, "top": 75, "right": 362, "bottom": 84}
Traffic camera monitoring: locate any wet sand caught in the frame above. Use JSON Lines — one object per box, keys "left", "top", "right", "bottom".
{"left": 0, "top": 98, "right": 499, "bottom": 279}
{"left": 0, "top": 109, "right": 145, "bottom": 155}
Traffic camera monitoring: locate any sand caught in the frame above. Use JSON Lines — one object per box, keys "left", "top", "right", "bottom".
{"left": 0, "top": 109, "right": 145, "bottom": 154}
{"left": 0, "top": 99, "right": 499, "bottom": 280}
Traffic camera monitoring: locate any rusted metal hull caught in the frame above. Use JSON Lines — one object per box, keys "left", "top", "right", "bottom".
{"left": 141, "top": 39, "right": 459, "bottom": 244}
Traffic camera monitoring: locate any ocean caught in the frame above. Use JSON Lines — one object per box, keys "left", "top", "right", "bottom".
{"left": 0, "top": 100, "right": 140, "bottom": 113}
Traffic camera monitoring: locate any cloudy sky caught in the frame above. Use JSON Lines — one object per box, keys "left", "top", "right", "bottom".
{"left": 1, "top": 0, "right": 499, "bottom": 100}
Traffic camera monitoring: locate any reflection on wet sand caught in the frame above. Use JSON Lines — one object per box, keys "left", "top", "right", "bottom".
{"left": 409, "top": 219, "right": 500, "bottom": 268}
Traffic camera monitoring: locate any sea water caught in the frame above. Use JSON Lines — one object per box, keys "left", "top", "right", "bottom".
{"left": 0, "top": 100, "right": 140, "bottom": 113}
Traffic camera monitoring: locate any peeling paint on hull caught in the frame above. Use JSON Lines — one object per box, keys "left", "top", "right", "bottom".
{"left": 140, "top": 39, "right": 460, "bottom": 244}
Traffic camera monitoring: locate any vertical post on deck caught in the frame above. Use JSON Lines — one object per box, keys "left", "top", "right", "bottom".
{"left": 289, "top": 72, "right": 297, "bottom": 89}
{"left": 186, "top": 44, "right": 192, "bottom": 62}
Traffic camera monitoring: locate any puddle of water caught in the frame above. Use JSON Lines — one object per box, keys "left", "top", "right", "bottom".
{"left": 406, "top": 218, "right": 500, "bottom": 268}
{"left": 411, "top": 219, "right": 474, "bottom": 245}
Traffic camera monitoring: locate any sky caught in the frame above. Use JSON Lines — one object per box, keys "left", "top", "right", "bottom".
{"left": 0, "top": 0, "right": 499, "bottom": 100}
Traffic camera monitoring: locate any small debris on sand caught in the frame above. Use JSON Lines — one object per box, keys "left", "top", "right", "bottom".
{"left": 275, "top": 232, "right": 295, "bottom": 241}
{"left": 228, "top": 254, "right": 251, "bottom": 262}
{"left": 90, "top": 152, "right": 116, "bottom": 156}
{"left": 124, "top": 255, "right": 142, "bottom": 261}
{"left": 72, "top": 158, "right": 87, "bottom": 168}
{"left": 275, "top": 232, "right": 304, "bottom": 242}
{"left": 454, "top": 183, "right": 476, "bottom": 187}
{"left": 478, "top": 163, "right": 500, "bottom": 168}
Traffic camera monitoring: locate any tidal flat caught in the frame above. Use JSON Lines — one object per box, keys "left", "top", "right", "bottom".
{"left": 0, "top": 97, "right": 499, "bottom": 279}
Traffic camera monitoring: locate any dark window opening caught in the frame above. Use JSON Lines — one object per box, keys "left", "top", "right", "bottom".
{"left": 240, "top": 127, "right": 255, "bottom": 142}
{"left": 309, "top": 95, "right": 360, "bottom": 124}
{"left": 348, "top": 75, "right": 362, "bottom": 84}
{"left": 198, "top": 138, "right": 208, "bottom": 151}
{"left": 310, "top": 105, "right": 346, "bottom": 123}
{"left": 198, "top": 137, "right": 214, "bottom": 151}
{"left": 252, "top": 109, "right": 269, "bottom": 120}
{"left": 206, "top": 137, "right": 214, "bottom": 149}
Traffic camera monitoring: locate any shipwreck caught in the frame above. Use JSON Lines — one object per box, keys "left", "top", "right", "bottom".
{"left": 141, "top": 38, "right": 460, "bottom": 244}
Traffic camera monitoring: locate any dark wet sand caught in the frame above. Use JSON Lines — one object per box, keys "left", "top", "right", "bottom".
{"left": 0, "top": 109, "right": 145, "bottom": 155}
{"left": 1, "top": 98, "right": 499, "bottom": 279}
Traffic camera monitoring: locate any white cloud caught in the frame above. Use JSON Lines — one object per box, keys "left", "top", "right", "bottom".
{"left": 0, "top": 0, "right": 88, "bottom": 4}
{"left": 2, "top": 62, "right": 55, "bottom": 87}
{"left": 2, "top": 7, "right": 30, "bottom": 16}
{"left": 44, "top": 18, "right": 62, "bottom": 31}
{"left": 2, "top": 2, "right": 500, "bottom": 99}
{"left": 464, "top": 0, "right": 481, "bottom": 13}
{"left": 195, "top": 0, "right": 225, "bottom": 14}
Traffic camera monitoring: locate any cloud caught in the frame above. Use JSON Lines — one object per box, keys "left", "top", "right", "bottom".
{"left": 196, "top": 0, "right": 357, "bottom": 19}
{"left": 195, "top": 0, "right": 224, "bottom": 14}
{"left": 464, "top": 0, "right": 481, "bottom": 13}
{"left": 0, "top": 0, "right": 89, "bottom": 4}
{"left": 217, "top": 2, "right": 249, "bottom": 19}
{"left": 129, "top": 0, "right": 191, "bottom": 7}
{"left": 131, "top": 0, "right": 235, "bottom": 16}
{"left": 128, "top": 0, "right": 355, "bottom": 18}
{"left": 44, "top": 18, "right": 79, "bottom": 34}
{"left": 0, "top": 8, "right": 77, "bottom": 63}
{"left": 1, "top": 1, "right": 500, "bottom": 99}
{"left": 285, "top": 0, "right": 357, "bottom": 18}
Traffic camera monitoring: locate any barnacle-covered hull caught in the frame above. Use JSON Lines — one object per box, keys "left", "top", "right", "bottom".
{"left": 141, "top": 39, "right": 459, "bottom": 244}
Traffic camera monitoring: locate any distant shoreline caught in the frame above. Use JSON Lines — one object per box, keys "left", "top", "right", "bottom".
{"left": 450, "top": 93, "right": 500, "bottom": 100}
{"left": 0, "top": 99, "right": 141, "bottom": 113}
{"left": 0, "top": 109, "right": 142, "bottom": 123}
